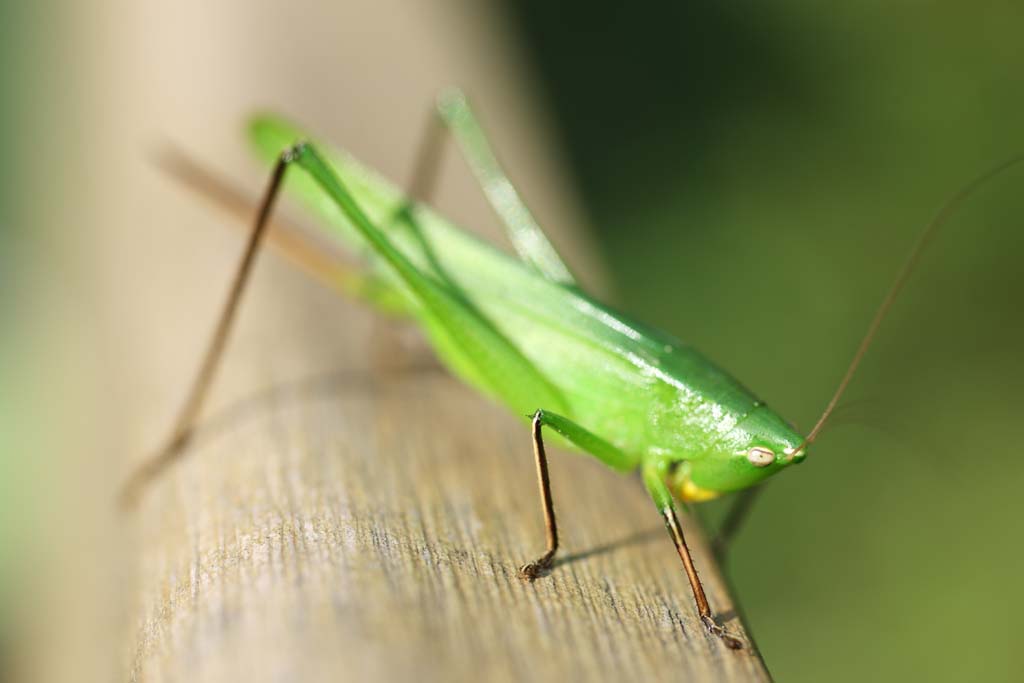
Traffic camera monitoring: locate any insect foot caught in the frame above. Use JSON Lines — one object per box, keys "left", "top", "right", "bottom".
{"left": 701, "top": 615, "right": 744, "bottom": 650}
{"left": 517, "top": 552, "right": 555, "bottom": 581}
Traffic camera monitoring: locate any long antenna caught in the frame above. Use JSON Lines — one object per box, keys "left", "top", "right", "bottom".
{"left": 798, "top": 155, "right": 1024, "bottom": 452}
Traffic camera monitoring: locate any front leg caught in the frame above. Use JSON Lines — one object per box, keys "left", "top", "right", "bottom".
{"left": 642, "top": 463, "right": 745, "bottom": 650}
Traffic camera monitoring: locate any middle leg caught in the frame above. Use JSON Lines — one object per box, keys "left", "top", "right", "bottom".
{"left": 519, "top": 409, "right": 637, "bottom": 580}
{"left": 518, "top": 411, "right": 559, "bottom": 579}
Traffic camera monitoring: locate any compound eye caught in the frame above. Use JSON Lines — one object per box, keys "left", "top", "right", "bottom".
{"left": 747, "top": 447, "right": 775, "bottom": 467}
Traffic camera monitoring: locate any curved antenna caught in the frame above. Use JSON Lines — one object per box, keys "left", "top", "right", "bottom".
{"left": 797, "top": 154, "right": 1024, "bottom": 453}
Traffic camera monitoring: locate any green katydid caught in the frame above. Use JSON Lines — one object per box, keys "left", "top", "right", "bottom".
{"left": 121, "top": 89, "right": 1021, "bottom": 650}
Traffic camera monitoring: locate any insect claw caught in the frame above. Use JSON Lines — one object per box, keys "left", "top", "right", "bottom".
{"left": 517, "top": 553, "right": 555, "bottom": 581}
{"left": 701, "top": 614, "right": 744, "bottom": 650}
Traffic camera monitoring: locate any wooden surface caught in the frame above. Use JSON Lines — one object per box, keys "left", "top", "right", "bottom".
{"left": 124, "top": 284, "right": 771, "bottom": 682}
{"left": 127, "top": 361, "right": 769, "bottom": 682}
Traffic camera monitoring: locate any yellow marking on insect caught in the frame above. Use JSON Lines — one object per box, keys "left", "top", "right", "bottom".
{"left": 679, "top": 478, "right": 722, "bottom": 503}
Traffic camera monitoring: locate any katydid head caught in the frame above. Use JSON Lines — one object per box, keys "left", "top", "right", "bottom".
{"left": 671, "top": 405, "right": 806, "bottom": 502}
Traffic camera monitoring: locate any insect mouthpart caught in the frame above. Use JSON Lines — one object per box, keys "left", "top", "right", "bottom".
{"left": 782, "top": 446, "right": 806, "bottom": 463}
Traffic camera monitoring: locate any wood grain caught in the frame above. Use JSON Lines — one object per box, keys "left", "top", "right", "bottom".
{"left": 125, "top": 300, "right": 771, "bottom": 682}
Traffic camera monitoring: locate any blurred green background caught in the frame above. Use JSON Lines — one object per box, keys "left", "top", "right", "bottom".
{"left": 499, "top": 1, "right": 1024, "bottom": 681}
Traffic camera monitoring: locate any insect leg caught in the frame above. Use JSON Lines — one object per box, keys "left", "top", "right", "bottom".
{"left": 519, "top": 411, "right": 559, "bottom": 580}
{"left": 120, "top": 150, "right": 295, "bottom": 507}
{"left": 642, "top": 463, "right": 744, "bottom": 650}
{"left": 711, "top": 486, "right": 764, "bottom": 562}
{"left": 124, "top": 135, "right": 567, "bottom": 507}
{"left": 434, "top": 89, "right": 576, "bottom": 285}
{"left": 404, "top": 106, "right": 447, "bottom": 205}
{"left": 520, "top": 409, "right": 637, "bottom": 580}
{"left": 154, "top": 146, "right": 410, "bottom": 314}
